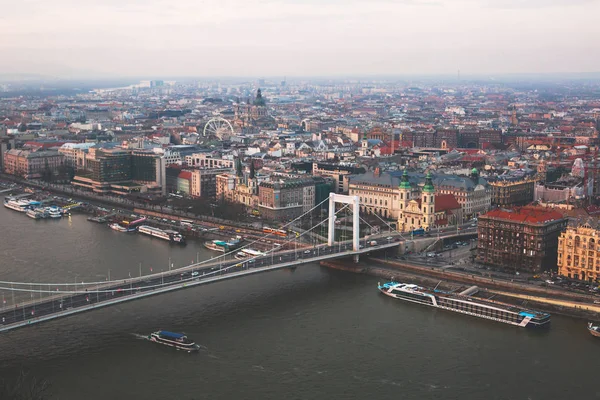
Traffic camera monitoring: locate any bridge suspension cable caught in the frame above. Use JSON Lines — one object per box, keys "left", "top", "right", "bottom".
{"left": 0, "top": 203, "right": 353, "bottom": 296}
{"left": 0, "top": 196, "right": 333, "bottom": 287}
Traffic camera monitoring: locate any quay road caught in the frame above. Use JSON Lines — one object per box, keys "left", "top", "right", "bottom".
{"left": 0, "top": 240, "right": 400, "bottom": 333}
{"left": 1, "top": 177, "right": 273, "bottom": 239}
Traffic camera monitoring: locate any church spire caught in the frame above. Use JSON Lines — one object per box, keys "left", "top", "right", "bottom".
{"left": 235, "top": 157, "right": 243, "bottom": 177}
{"left": 249, "top": 160, "right": 256, "bottom": 179}
{"left": 399, "top": 169, "right": 411, "bottom": 190}
{"left": 423, "top": 172, "right": 435, "bottom": 193}
{"left": 253, "top": 88, "right": 266, "bottom": 106}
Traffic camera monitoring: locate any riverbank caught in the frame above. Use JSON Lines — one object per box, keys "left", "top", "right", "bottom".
{"left": 0, "top": 174, "right": 265, "bottom": 234}
{"left": 321, "top": 258, "right": 600, "bottom": 320}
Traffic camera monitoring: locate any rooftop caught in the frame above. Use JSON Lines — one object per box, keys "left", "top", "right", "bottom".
{"left": 350, "top": 170, "right": 488, "bottom": 191}
{"left": 482, "top": 206, "right": 565, "bottom": 225}
{"left": 435, "top": 194, "right": 461, "bottom": 212}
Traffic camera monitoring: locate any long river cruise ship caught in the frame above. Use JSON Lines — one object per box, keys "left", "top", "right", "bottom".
{"left": 137, "top": 225, "right": 185, "bottom": 244}
{"left": 378, "top": 281, "right": 550, "bottom": 328}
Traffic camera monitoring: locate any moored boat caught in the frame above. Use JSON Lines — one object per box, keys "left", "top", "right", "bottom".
{"left": 234, "top": 248, "right": 265, "bottom": 260}
{"left": 138, "top": 225, "right": 185, "bottom": 244}
{"left": 46, "top": 206, "right": 62, "bottom": 218}
{"left": 148, "top": 331, "right": 200, "bottom": 352}
{"left": 205, "top": 236, "right": 242, "bottom": 253}
{"left": 26, "top": 209, "right": 43, "bottom": 219}
{"left": 4, "top": 199, "right": 32, "bottom": 212}
{"left": 378, "top": 281, "right": 550, "bottom": 328}
{"left": 204, "top": 240, "right": 229, "bottom": 252}
{"left": 588, "top": 322, "right": 600, "bottom": 337}
{"left": 109, "top": 223, "right": 135, "bottom": 232}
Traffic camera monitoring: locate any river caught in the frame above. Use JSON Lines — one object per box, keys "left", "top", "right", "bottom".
{"left": 0, "top": 201, "right": 599, "bottom": 400}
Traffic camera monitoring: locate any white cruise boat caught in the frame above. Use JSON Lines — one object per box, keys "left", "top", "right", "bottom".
{"left": 234, "top": 248, "right": 265, "bottom": 260}
{"left": 204, "top": 240, "right": 228, "bottom": 252}
{"left": 26, "top": 209, "right": 45, "bottom": 219}
{"left": 4, "top": 199, "right": 31, "bottom": 212}
{"left": 138, "top": 225, "right": 185, "bottom": 244}
{"left": 46, "top": 206, "right": 62, "bottom": 218}
{"left": 148, "top": 331, "right": 199, "bottom": 352}
{"left": 378, "top": 281, "right": 551, "bottom": 328}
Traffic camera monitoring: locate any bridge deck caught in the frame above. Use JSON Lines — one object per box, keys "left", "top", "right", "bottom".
{"left": 0, "top": 241, "right": 400, "bottom": 333}
{"left": 0, "top": 227, "right": 477, "bottom": 333}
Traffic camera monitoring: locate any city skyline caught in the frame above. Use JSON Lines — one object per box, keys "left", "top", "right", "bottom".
{"left": 1, "top": 0, "right": 599, "bottom": 78}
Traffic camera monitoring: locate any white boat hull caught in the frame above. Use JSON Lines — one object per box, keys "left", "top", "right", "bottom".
{"left": 378, "top": 285, "right": 549, "bottom": 328}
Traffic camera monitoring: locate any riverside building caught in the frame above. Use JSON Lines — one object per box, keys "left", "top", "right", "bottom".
{"left": 477, "top": 206, "right": 567, "bottom": 273}
{"left": 557, "top": 222, "right": 600, "bottom": 282}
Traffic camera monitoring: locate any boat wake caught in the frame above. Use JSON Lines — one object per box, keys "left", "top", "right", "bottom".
{"left": 131, "top": 333, "right": 150, "bottom": 340}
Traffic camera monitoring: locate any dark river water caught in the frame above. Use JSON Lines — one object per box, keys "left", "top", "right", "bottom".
{"left": 0, "top": 200, "right": 599, "bottom": 400}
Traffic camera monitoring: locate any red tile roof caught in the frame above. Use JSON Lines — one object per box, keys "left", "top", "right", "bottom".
{"left": 482, "top": 206, "right": 564, "bottom": 224}
{"left": 178, "top": 171, "right": 192, "bottom": 180}
{"left": 435, "top": 194, "right": 461, "bottom": 212}
{"left": 25, "top": 141, "right": 68, "bottom": 149}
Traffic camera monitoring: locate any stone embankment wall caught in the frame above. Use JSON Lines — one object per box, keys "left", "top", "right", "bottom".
{"left": 321, "top": 259, "right": 600, "bottom": 320}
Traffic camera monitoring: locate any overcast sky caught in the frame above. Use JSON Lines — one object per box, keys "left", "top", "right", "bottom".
{"left": 0, "top": 0, "right": 598, "bottom": 78}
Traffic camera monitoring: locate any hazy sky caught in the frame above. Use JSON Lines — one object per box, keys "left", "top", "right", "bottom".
{"left": 0, "top": 0, "right": 598, "bottom": 78}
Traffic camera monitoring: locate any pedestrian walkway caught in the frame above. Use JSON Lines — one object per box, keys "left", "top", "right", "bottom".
{"left": 490, "top": 290, "right": 600, "bottom": 313}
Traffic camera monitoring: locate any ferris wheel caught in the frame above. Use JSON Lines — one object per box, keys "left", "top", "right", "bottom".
{"left": 203, "top": 117, "right": 234, "bottom": 140}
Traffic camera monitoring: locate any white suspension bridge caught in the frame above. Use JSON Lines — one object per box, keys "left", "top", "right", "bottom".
{"left": 0, "top": 194, "right": 476, "bottom": 333}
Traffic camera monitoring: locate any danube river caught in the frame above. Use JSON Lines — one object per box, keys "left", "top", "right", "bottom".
{"left": 0, "top": 202, "right": 599, "bottom": 399}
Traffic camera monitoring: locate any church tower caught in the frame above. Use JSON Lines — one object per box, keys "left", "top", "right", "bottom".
{"left": 397, "top": 169, "right": 412, "bottom": 232}
{"left": 361, "top": 131, "right": 369, "bottom": 150}
{"left": 398, "top": 170, "right": 411, "bottom": 210}
{"left": 235, "top": 157, "right": 244, "bottom": 186}
{"left": 470, "top": 167, "right": 480, "bottom": 183}
{"left": 421, "top": 172, "right": 435, "bottom": 229}
{"left": 248, "top": 160, "right": 257, "bottom": 194}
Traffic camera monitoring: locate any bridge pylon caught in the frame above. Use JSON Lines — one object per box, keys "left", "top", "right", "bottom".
{"left": 327, "top": 193, "right": 360, "bottom": 260}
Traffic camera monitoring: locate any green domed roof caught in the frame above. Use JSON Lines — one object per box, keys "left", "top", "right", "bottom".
{"left": 471, "top": 167, "right": 479, "bottom": 175}
{"left": 398, "top": 169, "right": 411, "bottom": 189}
{"left": 423, "top": 172, "right": 435, "bottom": 193}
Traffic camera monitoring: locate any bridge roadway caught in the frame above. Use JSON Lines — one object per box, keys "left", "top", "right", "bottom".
{"left": 0, "top": 228, "right": 477, "bottom": 333}
{"left": 0, "top": 240, "right": 403, "bottom": 333}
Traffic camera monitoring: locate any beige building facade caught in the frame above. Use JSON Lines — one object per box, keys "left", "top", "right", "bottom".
{"left": 4, "top": 149, "right": 64, "bottom": 179}
{"left": 190, "top": 168, "right": 230, "bottom": 199}
{"left": 557, "top": 223, "right": 600, "bottom": 282}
